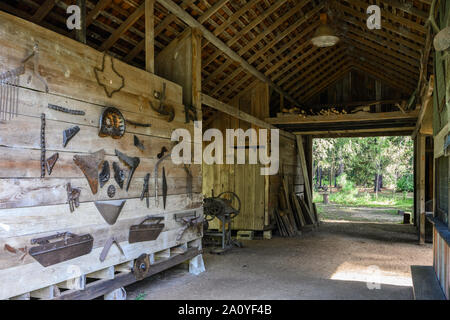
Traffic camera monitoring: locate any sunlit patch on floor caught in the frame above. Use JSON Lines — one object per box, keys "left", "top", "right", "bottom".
{"left": 330, "top": 262, "right": 412, "bottom": 287}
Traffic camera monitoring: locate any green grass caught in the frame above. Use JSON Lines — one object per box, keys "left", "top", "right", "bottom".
{"left": 313, "top": 190, "right": 413, "bottom": 212}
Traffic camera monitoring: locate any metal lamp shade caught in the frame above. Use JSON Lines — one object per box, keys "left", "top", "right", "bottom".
{"left": 311, "top": 24, "right": 339, "bottom": 47}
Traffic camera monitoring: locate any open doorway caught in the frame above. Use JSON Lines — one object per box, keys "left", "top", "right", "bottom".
{"left": 313, "top": 136, "right": 414, "bottom": 225}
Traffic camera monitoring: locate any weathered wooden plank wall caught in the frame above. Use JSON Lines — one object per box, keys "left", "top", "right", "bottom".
{"left": 0, "top": 11, "right": 202, "bottom": 299}
{"left": 202, "top": 82, "right": 303, "bottom": 231}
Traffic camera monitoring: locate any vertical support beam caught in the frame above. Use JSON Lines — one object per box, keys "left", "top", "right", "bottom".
{"left": 296, "top": 135, "right": 315, "bottom": 223}
{"left": 145, "top": 0, "right": 155, "bottom": 73}
{"left": 418, "top": 133, "right": 426, "bottom": 244}
{"left": 191, "top": 28, "right": 202, "bottom": 117}
{"left": 375, "top": 80, "right": 382, "bottom": 112}
{"left": 280, "top": 94, "right": 284, "bottom": 111}
{"left": 75, "top": 0, "right": 86, "bottom": 44}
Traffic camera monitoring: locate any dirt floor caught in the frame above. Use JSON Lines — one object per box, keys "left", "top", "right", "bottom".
{"left": 126, "top": 205, "right": 432, "bottom": 300}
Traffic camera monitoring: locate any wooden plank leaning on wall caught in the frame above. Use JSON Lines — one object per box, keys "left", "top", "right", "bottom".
{"left": 0, "top": 11, "right": 203, "bottom": 299}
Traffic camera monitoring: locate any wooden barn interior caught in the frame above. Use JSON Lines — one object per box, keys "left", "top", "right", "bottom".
{"left": 0, "top": 0, "right": 448, "bottom": 300}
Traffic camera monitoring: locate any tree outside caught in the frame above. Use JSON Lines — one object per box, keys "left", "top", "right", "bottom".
{"left": 313, "top": 137, "right": 414, "bottom": 220}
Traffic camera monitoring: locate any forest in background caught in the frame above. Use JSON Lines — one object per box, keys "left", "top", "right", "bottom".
{"left": 313, "top": 137, "right": 414, "bottom": 210}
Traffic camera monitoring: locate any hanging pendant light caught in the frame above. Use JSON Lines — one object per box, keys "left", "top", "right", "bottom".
{"left": 311, "top": 13, "right": 340, "bottom": 48}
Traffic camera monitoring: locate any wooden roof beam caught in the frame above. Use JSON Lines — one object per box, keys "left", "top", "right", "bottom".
{"left": 298, "top": 62, "right": 354, "bottom": 101}
{"left": 266, "top": 110, "right": 419, "bottom": 125}
{"left": 348, "top": 61, "right": 415, "bottom": 94}
{"left": 287, "top": 49, "right": 348, "bottom": 94}
{"left": 203, "top": 0, "right": 314, "bottom": 69}
{"left": 277, "top": 46, "right": 334, "bottom": 88}
{"left": 86, "top": 0, "right": 112, "bottom": 26}
{"left": 30, "top": 0, "right": 57, "bottom": 23}
{"left": 206, "top": 14, "right": 321, "bottom": 92}
{"left": 98, "top": 2, "right": 145, "bottom": 51}
{"left": 156, "top": 0, "right": 302, "bottom": 107}
{"left": 300, "top": 65, "right": 355, "bottom": 101}
{"left": 201, "top": 93, "right": 295, "bottom": 139}
{"left": 335, "top": 2, "right": 425, "bottom": 44}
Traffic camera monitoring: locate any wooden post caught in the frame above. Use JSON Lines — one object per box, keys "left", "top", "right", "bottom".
{"left": 75, "top": 0, "right": 86, "bottom": 44}
{"left": 418, "top": 133, "right": 426, "bottom": 244}
{"left": 145, "top": 0, "right": 155, "bottom": 73}
{"left": 296, "top": 135, "right": 315, "bottom": 224}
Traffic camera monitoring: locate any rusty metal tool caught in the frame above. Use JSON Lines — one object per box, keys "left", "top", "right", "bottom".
{"left": 107, "top": 184, "right": 116, "bottom": 198}
{"left": 125, "top": 119, "right": 151, "bottom": 127}
{"left": 40, "top": 113, "right": 46, "bottom": 178}
{"left": 63, "top": 125, "right": 80, "bottom": 147}
{"left": 140, "top": 173, "right": 150, "bottom": 208}
{"left": 149, "top": 83, "right": 174, "bottom": 122}
{"left": 0, "top": 43, "right": 48, "bottom": 121}
{"left": 4, "top": 244, "right": 28, "bottom": 262}
{"left": 128, "top": 216, "right": 164, "bottom": 243}
{"left": 115, "top": 149, "right": 140, "bottom": 192}
{"left": 99, "top": 160, "right": 110, "bottom": 188}
{"left": 113, "top": 161, "right": 125, "bottom": 189}
{"left": 99, "top": 107, "right": 125, "bottom": 139}
{"left": 175, "top": 214, "right": 203, "bottom": 241}
{"left": 46, "top": 152, "right": 59, "bottom": 176}
{"left": 184, "top": 104, "right": 198, "bottom": 124}
{"left": 29, "top": 232, "right": 93, "bottom": 267}
{"left": 134, "top": 135, "right": 144, "bottom": 151}
{"left": 67, "top": 183, "right": 81, "bottom": 213}
{"left": 154, "top": 153, "right": 170, "bottom": 208}
{"left": 99, "top": 236, "right": 125, "bottom": 262}
{"left": 94, "top": 199, "right": 126, "bottom": 225}
{"left": 162, "top": 167, "right": 167, "bottom": 210}
{"left": 48, "top": 104, "right": 85, "bottom": 115}
{"left": 157, "top": 146, "right": 168, "bottom": 159}
{"left": 184, "top": 164, "right": 193, "bottom": 200}
{"left": 132, "top": 254, "right": 150, "bottom": 280}
{"left": 73, "top": 149, "right": 105, "bottom": 195}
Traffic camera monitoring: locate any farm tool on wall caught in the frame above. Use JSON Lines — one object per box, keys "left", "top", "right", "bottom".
{"left": 115, "top": 149, "right": 140, "bottom": 192}
{"left": 99, "top": 107, "right": 125, "bottom": 139}
{"left": 140, "top": 173, "right": 150, "bottom": 208}
{"left": 113, "top": 161, "right": 125, "bottom": 189}
{"left": 203, "top": 191, "right": 242, "bottom": 254}
{"left": 99, "top": 236, "right": 125, "bottom": 262}
{"left": 174, "top": 212, "right": 203, "bottom": 241}
{"left": 45, "top": 153, "right": 59, "bottom": 176}
{"left": 99, "top": 161, "right": 110, "bottom": 188}
{"left": 48, "top": 104, "right": 85, "bottom": 116}
{"left": 150, "top": 83, "right": 174, "bottom": 122}
{"left": 154, "top": 153, "right": 170, "bottom": 209}
{"left": 134, "top": 135, "right": 145, "bottom": 151}
{"left": 29, "top": 232, "right": 93, "bottom": 267}
{"left": 67, "top": 183, "right": 81, "bottom": 213}
{"left": 128, "top": 216, "right": 164, "bottom": 243}
{"left": 94, "top": 199, "right": 126, "bottom": 225}
{"left": 0, "top": 43, "right": 48, "bottom": 122}
{"left": 40, "top": 113, "right": 46, "bottom": 178}
{"left": 73, "top": 149, "right": 105, "bottom": 195}
{"left": 63, "top": 125, "right": 80, "bottom": 147}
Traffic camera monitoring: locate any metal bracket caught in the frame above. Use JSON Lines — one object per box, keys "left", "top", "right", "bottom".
{"left": 149, "top": 83, "right": 175, "bottom": 122}
{"left": 99, "top": 236, "right": 125, "bottom": 262}
{"left": 184, "top": 104, "right": 198, "bottom": 124}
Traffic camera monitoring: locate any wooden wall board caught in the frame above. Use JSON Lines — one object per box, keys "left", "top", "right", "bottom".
{"left": 0, "top": 11, "right": 202, "bottom": 299}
